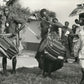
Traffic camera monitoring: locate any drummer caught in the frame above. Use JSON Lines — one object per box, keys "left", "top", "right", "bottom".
{"left": 35, "top": 9, "right": 65, "bottom": 77}
{"left": 1, "top": 7, "right": 26, "bottom": 75}
{"left": 35, "top": 9, "right": 51, "bottom": 76}
{"left": 40, "top": 9, "right": 50, "bottom": 40}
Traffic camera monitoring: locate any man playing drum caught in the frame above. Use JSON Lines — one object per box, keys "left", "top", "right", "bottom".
{"left": 35, "top": 9, "right": 66, "bottom": 77}
{"left": 35, "top": 9, "right": 50, "bottom": 76}
{"left": 0, "top": 7, "right": 26, "bottom": 75}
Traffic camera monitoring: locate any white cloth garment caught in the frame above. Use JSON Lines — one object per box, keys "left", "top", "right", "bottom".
{"left": 75, "top": 26, "right": 84, "bottom": 68}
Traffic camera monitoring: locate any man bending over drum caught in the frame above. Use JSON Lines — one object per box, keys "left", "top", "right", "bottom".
{"left": 35, "top": 9, "right": 65, "bottom": 77}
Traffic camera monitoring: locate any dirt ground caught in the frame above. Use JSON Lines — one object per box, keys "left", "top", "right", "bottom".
{"left": 0, "top": 50, "right": 38, "bottom": 71}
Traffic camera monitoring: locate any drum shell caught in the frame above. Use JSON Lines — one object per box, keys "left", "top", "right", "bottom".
{"left": 39, "top": 37, "right": 66, "bottom": 61}
{"left": 36, "top": 32, "right": 65, "bottom": 72}
{"left": 0, "top": 36, "right": 19, "bottom": 59}
{"left": 45, "top": 38, "right": 66, "bottom": 61}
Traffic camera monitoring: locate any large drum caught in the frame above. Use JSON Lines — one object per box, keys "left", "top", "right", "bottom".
{"left": 39, "top": 32, "right": 66, "bottom": 61}
{"left": 0, "top": 36, "right": 19, "bottom": 59}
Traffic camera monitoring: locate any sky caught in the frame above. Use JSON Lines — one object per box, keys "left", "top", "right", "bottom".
{"left": 0, "top": 0, "right": 84, "bottom": 27}
{"left": 18, "top": 0, "right": 84, "bottom": 27}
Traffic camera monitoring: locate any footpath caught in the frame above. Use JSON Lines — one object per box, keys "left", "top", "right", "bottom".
{"left": 0, "top": 50, "right": 38, "bottom": 71}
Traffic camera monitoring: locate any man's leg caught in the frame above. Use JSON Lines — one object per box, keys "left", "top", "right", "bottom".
{"left": 74, "top": 57, "right": 79, "bottom": 63}
{"left": 64, "top": 43, "right": 69, "bottom": 63}
{"left": 12, "top": 57, "right": 17, "bottom": 74}
{"left": 47, "top": 63, "right": 52, "bottom": 77}
{"left": 2, "top": 57, "right": 7, "bottom": 74}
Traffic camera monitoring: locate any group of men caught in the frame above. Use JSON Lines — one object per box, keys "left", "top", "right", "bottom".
{"left": 72, "top": 13, "right": 84, "bottom": 84}
{"left": 38, "top": 8, "right": 78, "bottom": 63}
{"left": 0, "top": 5, "right": 83, "bottom": 84}
{"left": 35, "top": 8, "right": 84, "bottom": 84}
{"left": 0, "top": 6, "right": 84, "bottom": 84}
{"left": 35, "top": 9, "right": 71, "bottom": 77}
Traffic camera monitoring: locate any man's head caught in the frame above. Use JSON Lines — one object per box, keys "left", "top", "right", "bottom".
{"left": 75, "top": 19, "right": 79, "bottom": 24}
{"left": 52, "top": 18, "right": 58, "bottom": 23}
{"left": 4, "top": 7, "right": 9, "bottom": 16}
{"left": 72, "top": 24, "right": 78, "bottom": 29}
{"left": 65, "top": 21, "right": 69, "bottom": 27}
{"left": 40, "top": 9, "right": 48, "bottom": 18}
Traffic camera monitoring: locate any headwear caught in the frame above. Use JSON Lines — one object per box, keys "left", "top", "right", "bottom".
{"left": 69, "top": 4, "right": 84, "bottom": 17}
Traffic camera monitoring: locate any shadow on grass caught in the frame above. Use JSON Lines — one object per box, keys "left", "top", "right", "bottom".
{"left": 0, "top": 63, "right": 82, "bottom": 84}
{"left": 17, "top": 67, "right": 42, "bottom": 75}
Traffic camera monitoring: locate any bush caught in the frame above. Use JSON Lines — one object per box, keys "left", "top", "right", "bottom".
{"left": 8, "top": 3, "right": 30, "bottom": 22}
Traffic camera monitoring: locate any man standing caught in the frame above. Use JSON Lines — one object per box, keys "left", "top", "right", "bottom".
{"left": 35, "top": 9, "right": 50, "bottom": 77}
{"left": 71, "top": 24, "right": 79, "bottom": 63}
{"left": 61, "top": 21, "right": 71, "bottom": 62}
{"left": 2, "top": 7, "right": 25, "bottom": 74}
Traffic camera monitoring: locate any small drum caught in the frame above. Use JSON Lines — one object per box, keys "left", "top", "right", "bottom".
{"left": 0, "top": 36, "right": 19, "bottom": 59}
{"left": 39, "top": 32, "right": 66, "bottom": 61}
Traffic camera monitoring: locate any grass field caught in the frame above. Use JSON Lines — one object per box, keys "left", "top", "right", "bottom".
{"left": 0, "top": 63, "right": 82, "bottom": 84}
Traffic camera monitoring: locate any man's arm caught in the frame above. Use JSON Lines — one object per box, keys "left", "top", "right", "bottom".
{"left": 40, "top": 17, "right": 64, "bottom": 28}
{"left": 48, "top": 21, "right": 64, "bottom": 28}
{"left": 12, "top": 14, "right": 26, "bottom": 32}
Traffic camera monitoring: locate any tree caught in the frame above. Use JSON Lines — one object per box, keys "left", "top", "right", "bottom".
{"left": 7, "top": 2, "right": 30, "bottom": 22}
{"left": 6, "top": 0, "right": 17, "bottom": 6}
{"left": 32, "top": 9, "right": 56, "bottom": 20}
{"left": 48, "top": 11, "right": 56, "bottom": 18}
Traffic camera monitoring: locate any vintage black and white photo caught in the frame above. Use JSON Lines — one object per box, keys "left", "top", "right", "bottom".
{"left": 0, "top": 0, "right": 84, "bottom": 84}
